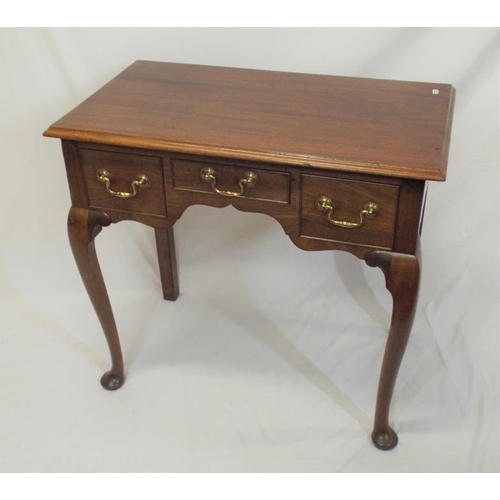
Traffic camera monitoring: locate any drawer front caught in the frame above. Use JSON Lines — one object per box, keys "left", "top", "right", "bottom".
{"left": 81, "top": 149, "right": 166, "bottom": 216}
{"left": 301, "top": 175, "right": 399, "bottom": 250}
{"left": 172, "top": 159, "right": 290, "bottom": 204}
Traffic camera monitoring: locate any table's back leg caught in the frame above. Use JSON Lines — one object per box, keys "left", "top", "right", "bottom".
{"left": 154, "top": 227, "right": 179, "bottom": 301}
{"left": 365, "top": 241, "right": 421, "bottom": 450}
{"left": 67, "top": 207, "right": 125, "bottom": 390}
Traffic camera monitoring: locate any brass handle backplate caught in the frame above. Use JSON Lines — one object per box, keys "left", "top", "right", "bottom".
{"left": 96, "top": 169, "right": 150, "bottom": 198}
{"left": 200, "top": 167, "right": 257, "bottom": 197}
{"left": 316, "top": 196, "right": 379, "bottom": 228}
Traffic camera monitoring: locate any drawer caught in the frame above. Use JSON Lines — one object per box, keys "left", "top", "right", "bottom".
{"left": 81, "top": 149, "right": 166, "bottom": 216}
{"left": 172, "top": 159, "right": 290, "bottom": 204}
{"left": 300, "top": 175, "right": 399, "bottom": 250}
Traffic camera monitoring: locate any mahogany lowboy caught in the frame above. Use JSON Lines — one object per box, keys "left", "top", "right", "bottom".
{"left": 44, "top": 61, "right": 455, "bottom": 450}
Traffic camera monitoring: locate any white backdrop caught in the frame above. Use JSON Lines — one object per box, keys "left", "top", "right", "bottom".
{"left": 0, "top": 28, "right": 498, "bottom": 472}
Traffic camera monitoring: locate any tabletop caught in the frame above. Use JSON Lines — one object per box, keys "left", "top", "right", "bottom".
{"left": 44, "top": 60, "right": 455, "bottom": 181}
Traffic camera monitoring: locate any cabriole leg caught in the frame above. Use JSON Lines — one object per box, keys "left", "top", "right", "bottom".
{"left": 365, "top": 241, "right": 421, "bottom": 450}
{"left": 67, "top": 207, "right": 125, "bottom": 390}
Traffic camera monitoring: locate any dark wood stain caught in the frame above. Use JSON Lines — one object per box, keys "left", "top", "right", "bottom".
{"left": 45, "top": 61, "right": 455, "bottom": 450}
{"left": 45, "top": 61, "right": 454, "bottom": 181}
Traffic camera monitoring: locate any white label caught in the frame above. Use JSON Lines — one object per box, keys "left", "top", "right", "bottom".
{"left": 432, "top": 89, "right": 439, "bottom": 94}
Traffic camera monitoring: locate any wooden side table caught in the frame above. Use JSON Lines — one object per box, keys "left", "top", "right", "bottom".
{"left": 44, "top": 61, "right": 455, "bottom": 450}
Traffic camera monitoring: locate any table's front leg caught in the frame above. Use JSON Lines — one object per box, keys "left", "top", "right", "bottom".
{"left": 365, "top": 241, "right": 421, "bottom": 450}
{"left": 67, "top": 206, "right": 125, "bottom": 390}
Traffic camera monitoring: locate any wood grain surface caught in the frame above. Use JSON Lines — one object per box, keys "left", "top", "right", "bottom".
{"left": 172, "top": 158, "right": 290, "bottom": 204}
{"left": 45, "top": 61, "right": 455, "bottom": 181}
{"left": 300, "top": 174, "right": 400, "bottom": 250}
{"left": 80, "top": 148, "right": 166, "bottom": 216}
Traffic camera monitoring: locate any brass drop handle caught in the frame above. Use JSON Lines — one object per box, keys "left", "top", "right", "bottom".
{"left": 96, "top": 169, "right": 150, "bottom": 198}
{"left": 200, "top": 167, "right": 257, "bottom": 197}
{"left": 316, "top": 196, "right": 379, "bottom": 228}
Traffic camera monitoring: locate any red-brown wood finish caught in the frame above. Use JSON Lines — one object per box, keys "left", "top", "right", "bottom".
{"left": 172, "top": 158, "right": 291, "bottom": 204}
{"left": 365, "top": 243, "right": 421, "bottom": 450}
{"left": 67, "top": 207, "right": 125, "bottom": 390}
{"left": 300, "top": 174, "right": 400, "bottom": 250}
{"left": 81, "top": 148, "right": 166, "bottom": 216}
{"left": 154, "top": 227, "right": 179, "bottom": 301}
{"left": 45, "top": 60, "right": 454, "bottom": 181}
{"left": 45, "top": 61, "right": 455, "bottom": 450}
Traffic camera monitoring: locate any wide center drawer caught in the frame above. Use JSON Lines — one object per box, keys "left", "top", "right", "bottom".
{"left": 81, "top": 148, "right": 166, "bottom": 216}
{"left": 300, "top": 174, "right": 400, "bottom": 250}
{"left": 172, "top": 159, "right": 290, "bottom": 204}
